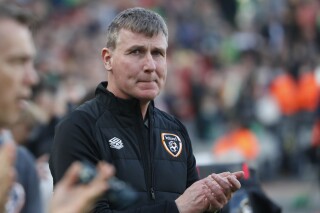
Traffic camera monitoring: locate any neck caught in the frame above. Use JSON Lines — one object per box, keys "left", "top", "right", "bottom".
{"left": 140, "top": 101, "right": 150, "bottom": 120}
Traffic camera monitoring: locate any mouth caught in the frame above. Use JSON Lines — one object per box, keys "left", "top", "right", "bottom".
{"left": 17, "top": 94, "right": 31, "bottom": 109}
{"left": 138, "top": 79, "right": 157, "bottom": 83}
{"left": 136, "top": 80, "right": 159, "bottom": 90}
{"left": 18, "top": 99, "right": 29, "bottom": 109}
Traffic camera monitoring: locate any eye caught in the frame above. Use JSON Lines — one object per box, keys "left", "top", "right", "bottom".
{"left": 10, "top": 56, "right": 29, "bottom": 65}
{"left": 152, "top": 50, "right": 164, "bottom": 57}
{"left": 131, "top": 49, "right": 142, "bottom": 55}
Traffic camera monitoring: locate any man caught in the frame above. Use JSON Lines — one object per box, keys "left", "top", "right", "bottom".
{"left": 50, "top": 7, "right": 244, "bottom": 213}
{"left": 0, "top": 4, "right": 43, "bottom": 212}
{"left": 0, "top": 3, "right": 115, "bottom": 213}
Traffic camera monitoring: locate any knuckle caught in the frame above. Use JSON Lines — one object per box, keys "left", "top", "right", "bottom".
{"left": 215, "top": 190, "right": 224, "bottom": 198}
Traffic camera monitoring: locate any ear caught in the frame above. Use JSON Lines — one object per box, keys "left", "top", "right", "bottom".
{"left": 102, "top": 47, "right": 112, "bottom": 71}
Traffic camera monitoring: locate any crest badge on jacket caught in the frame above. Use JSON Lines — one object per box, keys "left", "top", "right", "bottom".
{"left": 161, "top": 133, "right": 182, "bottom": 157}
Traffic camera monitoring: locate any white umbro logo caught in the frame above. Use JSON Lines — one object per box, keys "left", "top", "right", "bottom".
{"left": 109, "top": 137, "right": 124, "bottom": 150}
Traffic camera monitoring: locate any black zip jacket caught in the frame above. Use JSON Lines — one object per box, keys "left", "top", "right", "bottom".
{"left": 49, "top": 82, "right": 200, "bottom": 213}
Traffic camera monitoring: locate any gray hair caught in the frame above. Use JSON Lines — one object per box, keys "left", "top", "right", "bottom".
{"left": 0, "top": 3, "right": 33, "bottom": 27}
{"left": 106, "top": 7, "right": 168, "bottom": 50}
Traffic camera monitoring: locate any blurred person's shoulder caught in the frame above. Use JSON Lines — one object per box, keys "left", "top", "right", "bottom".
{"left": 15, "top": 145, "right": 36, "bottom": 173}
{"left": 56, "top": 97, "right": 102, "bottom": 131}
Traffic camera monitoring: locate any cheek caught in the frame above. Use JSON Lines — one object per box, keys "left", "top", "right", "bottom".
{"left": 0, "top": 89, "right": 7, "bottom": 108}
{"left": 0, "top": 73, "right": 19, "bottom": 101}
{"left": 162, "top": 68, "right": 167, "bottom": 80}
{"left": 0, "top": 73, "right": 12, "bottom": 93}
{"left": 0, "top": 88, "right": 15, "bottom": 109}
{"left": 0, "top": 64, "right": 23, "bottom": 83}
{"left": 158, "top": 65, "right": 167, "bottom": 82}
{"left": 0, "top": 88, "right": 17, "bottom": 124}
{"left": 115, "top": 61, "right": 139, "bottom": 81}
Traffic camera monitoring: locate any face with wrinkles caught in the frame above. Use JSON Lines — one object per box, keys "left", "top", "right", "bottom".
{"left": 102, "top": 29, "right": 167, "bottom": 104}
{"left": 0, "top": 19, "right": 38, "bottom": 127}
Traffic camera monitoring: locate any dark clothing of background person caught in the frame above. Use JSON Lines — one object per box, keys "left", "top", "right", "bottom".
{"left": 49, "top": 82, "right": 199, "bottom": 212}
{"left": 0, "top": 132, "right": 43, "bottom": 213}
{"left": 15, "top": 146, "right": 43, "bottom": 213}
{"left": 26, "top": 116, "right": 59, "bottom": 158}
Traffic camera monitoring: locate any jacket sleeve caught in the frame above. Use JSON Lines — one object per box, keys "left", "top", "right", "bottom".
{"left": 92, "top": 200, "right": 179, "bottom": 213}
{"left": 174, "top": 118, "right": 200, "bottom": 187}
{"left": 49, "top": 111, "right": 101, "bottom": 185}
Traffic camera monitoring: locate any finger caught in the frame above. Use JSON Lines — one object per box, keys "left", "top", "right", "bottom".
{"left": 232, "top": 171, "right": 244, "bottom": 180}
{"left": 202, "top": 183, "right": 211, "bottom": 208}
{"left": 203, "top": 179, "right": 224, "bottom": 209}
{"left": 90, "top": 162, "right": 115, "bottom": 191}
{"left": 210, "top": 174, "right": 232, "bottom": 202}
{"left": 8, "top": 168, "right": 16, "bottom": 188}
{"left": 96, "top": 161, "right": 115, "bottom": 181}
{"left": 215, "top": 171, "right": 244, "bottom": 179}
{"left": 58, "top": 162, "right": 82, "bottom": 188}
{"left": 217, "top": 172, "right": 232, "bottom": 178}
{"left": 0, "top": 143, "right": 16, "bottom": 184}
{"left": 205, "top": 180, "right": 226, "bottom": 208}
{"left": 1, "top": 168, "right": 16, "bottom": 195}
{"left": 86, "top": 162, "right": 115, "bottom": 193}
{"left": 2, "top": 143, "right": 16, "bottom": 165}
{"left": 227, "top": 175, "right": 241, "bottom": 192}
{"left": 11, "top": 167, "right": 16, "bottom": 179}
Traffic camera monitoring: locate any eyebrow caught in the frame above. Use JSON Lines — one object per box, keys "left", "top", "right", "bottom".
{"left": 152, "top": 47, "right": 166, "bottom": 55}
{"left": 126, "top": 45, "right": 166, "bottom": 53}
{"left": 126, "top": 45, "right": 144, "bottom": 52}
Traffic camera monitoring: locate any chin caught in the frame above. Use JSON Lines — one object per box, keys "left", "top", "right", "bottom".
{"left": 136, "top": 90, "right": 159, "bottom": 100}
{"left": 138, "top": 96, "right": 153, "bottom": 102}
{"left": 137, "top": 95, "right": 156, "bottom": 103}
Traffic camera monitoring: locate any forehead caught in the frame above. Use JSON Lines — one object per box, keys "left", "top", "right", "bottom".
{"left": 0, "top": 19, "right": 35, "bottom": 57}
{"left": 116, "top": 29, "right": 168, "bottom": 50}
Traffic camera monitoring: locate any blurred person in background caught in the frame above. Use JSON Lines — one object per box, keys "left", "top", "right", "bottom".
{"left": 310, "top": 98, "right": 320, "bottom": 184}
{"left": 49, "top": 7, "right": 244, "bottom": 213}
{"left": 212, "top": 119, "right": 260, "bottom": 164}
{"left": 0, "top": 3, "right": 43, "bottom": 212}
{"left": 10, "top": 101, "right": 53, "bottom": 212}
{"left": 0, "top": 3, "right": 115, "bottom": 213}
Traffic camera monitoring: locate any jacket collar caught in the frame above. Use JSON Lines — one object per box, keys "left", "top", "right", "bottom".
{"left": 95, "top": 81, "right": 154, "bottom": 116}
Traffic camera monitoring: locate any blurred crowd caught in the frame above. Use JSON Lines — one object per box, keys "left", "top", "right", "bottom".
{"left": 4, "top": 0, "right": 320, "bottom": 203}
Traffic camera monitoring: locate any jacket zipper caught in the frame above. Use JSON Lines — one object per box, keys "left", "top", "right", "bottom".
{"left": 149, "top": 111, "right": 155, "bottom": 200}
{"left": 137, "top": 107, "right": 155, "bottom": 201}
{"left": 150, "top": 187, "right": 155, "bottom": 200}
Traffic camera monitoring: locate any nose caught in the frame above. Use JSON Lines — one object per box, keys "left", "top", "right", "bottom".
{"left": 143, "top": 53, "right": 156, "bottom": 72}
{"left": 24, "top": 63, "right": 39, "bottom": 86}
